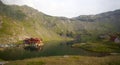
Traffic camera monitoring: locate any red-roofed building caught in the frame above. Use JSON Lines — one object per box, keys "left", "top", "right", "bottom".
{"left": 23, "top": 37, "right": 44, "bottom": 50}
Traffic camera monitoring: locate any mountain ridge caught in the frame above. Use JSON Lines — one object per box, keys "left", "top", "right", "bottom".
{"left": 0, "top": 1, "right": 120, "bottom": 43}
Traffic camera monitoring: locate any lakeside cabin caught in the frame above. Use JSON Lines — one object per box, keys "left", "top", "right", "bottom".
{"left": 23, "top": 38, "right": 44, "bottom": 50}
{"left": 0, "top": 38, "right": 44, "bottom": 51}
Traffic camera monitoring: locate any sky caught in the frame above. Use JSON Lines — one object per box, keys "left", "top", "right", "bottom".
{"left": 1, "top": 0, "right": 120, "bottom": 18}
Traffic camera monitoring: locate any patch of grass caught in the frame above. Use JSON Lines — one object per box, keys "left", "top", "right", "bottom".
{"left": 27, "top": 61, "right": 45, "bottom": 65}
{"left": 108, "top": 61, "right": 120, "bottom": 65}
{"left": 72, "top": 41, "right": 120, "bottom": 53}
{"left": 0, "top": 59, "right": 4, "bottom": 61}
{"left": 5, "top": 55, "right": 120, "bottom": 65}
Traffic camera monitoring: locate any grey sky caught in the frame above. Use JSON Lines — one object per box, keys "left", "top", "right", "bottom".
{"left": 1, "top": 0, "right": 120, "bottom": 18}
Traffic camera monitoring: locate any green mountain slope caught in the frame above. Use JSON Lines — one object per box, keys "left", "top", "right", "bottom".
{"left": 0, "top": 1, "right": 65, "bottom": 44}
{"left": 0, "top": 0, "right": 120, "bottom": 43}
{"left": 73, "top": 9, "right": 120, "bottom": 33}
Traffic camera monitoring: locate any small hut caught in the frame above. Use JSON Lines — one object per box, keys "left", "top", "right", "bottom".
{"left": 23, "top": 38, "right": 44, "bottom": 50}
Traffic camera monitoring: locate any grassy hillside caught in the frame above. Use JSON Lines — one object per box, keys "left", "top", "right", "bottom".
{"left": 0, "top": 1, "right": 69, "bottom": 44}
{"left": 0, "top": 14, "right": 65, "bottom": 43}
{"left": 74, "top": 9, "right": 120, "bottom": 33}
{"left": 0, "top": 0, "right": 120, "bottom": 44}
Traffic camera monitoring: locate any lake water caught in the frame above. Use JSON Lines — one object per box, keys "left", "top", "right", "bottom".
{"left": 39, "top": 41, "right": 110, "bottom": 57}
{"left": 0, "top": 41, "right": 110, "bottom": 60}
